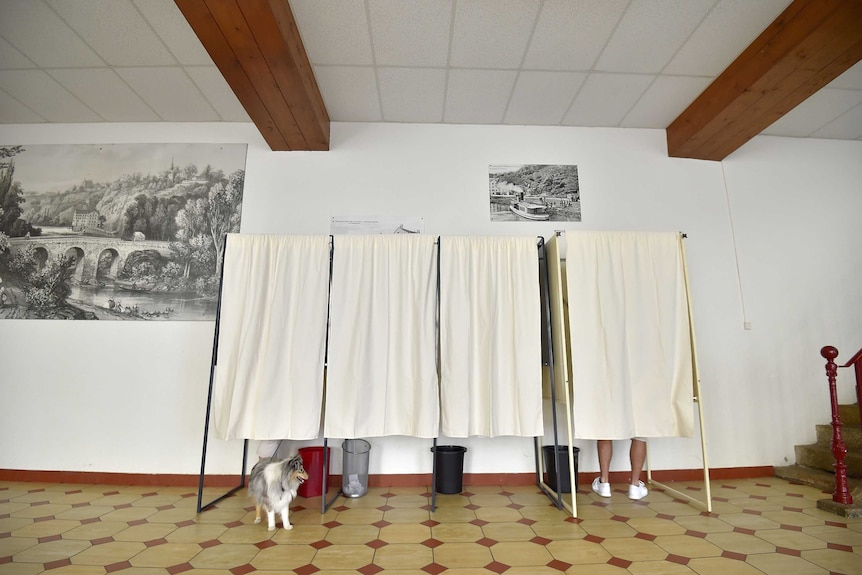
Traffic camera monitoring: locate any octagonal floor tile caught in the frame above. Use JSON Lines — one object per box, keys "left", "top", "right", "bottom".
{"left": 188, "top": 543, "right": 258, "bottom": 570}
{"left": 0, "top": 535, "right": 39, "bottom": 557}
{"left": 580, "top": 519, "right": 637, "bottom": 539}
{"left": 165, "top": 524, "right": 227, "bottom": 544}
{"left": 70, "top": 541, "right": 146, "bottom": 566}
{"left": 270, "top": 523, "right": 329, "bottom": 545}
{"left": 378, "top": 523, "right": 431, "bottom": 543}
{"left": 653, "top": 534, "right": 722, "bottom": 558}
{"left": 311, "top": 543, "right": 375, "bottom": 569}
{"left": 112, "top": 522, "right": 177, "bottom": 542}
{"left": 431, "top": 522, "right": 483, "bottom": 542}
{"left": 745, "top": 552, "right": 827, "bottom": 575}
{"left": 432, "top": 541, "right": 493, "bottom": 568}
{"left": 128, "top": 542, "right": 201, "bottom": 568}
{"left": 12, "top": 539, "right": 90, "bottom": 563}
{"left": 250, "top": 543, "right": 317, "bottom": 570}
{"left": 756, "top": 527, "right": 829, "bottom": 551}
{"left": 704, "top": 531, "right": 776, "bottom": 554}
{"left": 324, "top": 524, "right": 379, "bottom": 545}
{"left": 61, "top": 521, "right": 130, "bottom": 541}
{"left": 490, "top": 540, "right": 553, "bottom": 567}
{"left": 600, "top": 537, "right": 668, "bottom": 562}
{"left": 373, "top": 542, "right": 433, "bottom": 569}
{"left": 546, "top": 539, "right": 612, "bottom": 564}
{"left": 10, "top": 519, "right": 80, "bottom": 539}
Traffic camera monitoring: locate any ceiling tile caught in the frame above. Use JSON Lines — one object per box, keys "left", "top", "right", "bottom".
{"left": 827, "top": 61, "right": 862, "bottom": 91}
{"left": 504, "top": 71, "right": 586, "bottom": 125}
{"left": 0, "top": 70, "right": 101, "bottom": 122}
{"left": 290, "top": 0, "right": 373, "bottom": 65}
{"left": 762, "top": 88, "right": 862, "bottom": 137}
{"left": 810, "top": 103, "right": 862, "bottom": 140}
{"left": 621, "top": 75, "right": 712, "bottom": 128}
{"left": 450, "top": 0, "right": 541, "bottom": 69}
{"left": 0, "top": 0, "right": 104, "bottom": 68}
{"left": 0, "top": 37, "right": 36, "bottom": 70}
{"left": 595, "top": 0, "right": 716, "bottom": 74}
{"left": 522, "top": 0, "right": 627, "bottom": 71}
{"left": 48, "top": 68, "right": 159, "bottom": 121}
{"left": 133, "top": 0, "right": 213, "bottom": 66}
{"left": 378, "top": 67, "right": 446, "bottom": 122}
{"left": 564, "top": 73, "right": 655, "bottom": 127}
{"left": 313, "top": 66, "right": 381, "bottom": 122}
{"left": 0, "top": 89, "right": 46, "bottom": 123}
{"left": 445, "top": 69, "right": 517, "bottom": 124}
{"left": 47, "top": 0, "right": 176, "bottom": 66}
{"left": 664, "top": 0, "right": 793, "bottom": 76}
{"left": 0, "top": 0, "right": 854, "bottom": 145}
{"left": 185, "top": 66, "right": 250, "bottom": 122}
{"left": 114, "top": 67, "right": 218, "bottom": 121}
{"left": 368, "top": 0, "right": 452, "bottom": 67}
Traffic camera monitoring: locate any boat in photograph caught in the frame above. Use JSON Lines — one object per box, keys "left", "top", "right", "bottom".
{"left": 509, "top": 201, "right": 550, "bottom": 221}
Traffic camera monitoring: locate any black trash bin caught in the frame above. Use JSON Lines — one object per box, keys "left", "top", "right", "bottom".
{"left": 542, "top": 445, "right": 579, "bottom": 493}
{"left": 432, "top": 445, "right": 468, "bottom": 494}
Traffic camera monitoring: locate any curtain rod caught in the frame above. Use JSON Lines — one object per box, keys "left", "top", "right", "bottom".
{"left": 552, "top": 230, "right": 688, "bottom": 238}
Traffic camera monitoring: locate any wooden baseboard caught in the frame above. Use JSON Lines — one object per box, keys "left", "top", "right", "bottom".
{"left": 0, "top": 466, "right": 776, "bottom": 488}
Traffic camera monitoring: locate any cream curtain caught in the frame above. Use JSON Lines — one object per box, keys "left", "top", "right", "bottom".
{"left": 564, "top": 231, "right": 695, "bottom": 439}
{"left": 324, "top": 235, "right": 439, "bottom": 438}
{"left": 212, "top": 234, "right": 331, "bottom": 440}
{"left": 439, "top": 236, "right": 544, "bottom": 438}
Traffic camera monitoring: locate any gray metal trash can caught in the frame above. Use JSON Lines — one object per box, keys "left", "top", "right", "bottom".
{"left": 342, "top": 439, "right": 371, "bottom": 498}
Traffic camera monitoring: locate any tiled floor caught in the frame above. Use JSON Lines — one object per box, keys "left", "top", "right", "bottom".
{"left": 2, "top": 476, "right": 861, "bottom": 574}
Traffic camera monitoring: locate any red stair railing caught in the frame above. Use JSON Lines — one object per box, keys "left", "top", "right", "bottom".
{"left": 842, "top": 348, "right": 862, "bottom": 429}
{"left": 820, "top": 345, "right": 862, "bottom": 505}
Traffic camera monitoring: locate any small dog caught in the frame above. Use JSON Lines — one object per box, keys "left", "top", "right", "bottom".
{"left": 248, "top": 454, "right": 308, "bottom": 531}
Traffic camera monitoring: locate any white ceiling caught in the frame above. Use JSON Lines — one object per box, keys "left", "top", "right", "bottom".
{"left": 1, "top": 0, "right": 861, "bottom": 142}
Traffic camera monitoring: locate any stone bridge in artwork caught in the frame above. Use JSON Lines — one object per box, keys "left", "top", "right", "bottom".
{"left": 6, "top": 235, "right": 173, "bottom": 284}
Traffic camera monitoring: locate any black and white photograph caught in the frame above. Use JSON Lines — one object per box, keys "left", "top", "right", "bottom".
{"left": 0, "top": 143, "right": 247, "bottom": 320}
{"left": 489, "top": 164, "right": 581, "bottom": 222}
{"left": 330, "top": 215, "right": 423, "bottom": 235}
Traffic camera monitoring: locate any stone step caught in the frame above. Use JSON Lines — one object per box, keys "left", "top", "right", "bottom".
{"left": 774, "top": 464, "right": 862, "bottom": 496}
{"left": 795, "top": 443, "right": 862, "bottom": 477}
{"left": 774, "top": 465, "right": 862, "bottom": 516}
{"left": 839, "top": 404, "right": 861, "bottom": 426}
{"left": 816, "top": 424, "right": 862, "bottom": 450}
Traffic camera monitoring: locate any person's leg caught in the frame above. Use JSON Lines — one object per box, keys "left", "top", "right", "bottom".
{"left": 257, "top": 440, "right": 280, "bottom": 460}
{"left": 591, "top": 440, "right": 613, "bottom": 497}
{"left": 628, "top": 438, "right": 648, "bottom": 500}
{"left": 597, "top": 440, "right": 613, "bottom": 483}
{"left": 630, "top": 438, "right": 646, "bottom": 485}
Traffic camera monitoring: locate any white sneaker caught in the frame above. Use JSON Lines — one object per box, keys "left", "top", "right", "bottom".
{"left": 628, "top": 481, "right": 648, "bottom": 500}
{"left": 591, "top": 477, "right": 611, "bottom": 498}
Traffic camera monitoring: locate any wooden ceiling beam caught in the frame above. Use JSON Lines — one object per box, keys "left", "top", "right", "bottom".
{"left": 667, "top": 0, "right": 862, "bottom": 161}
{"left": 175, "top": 0, "right": 329, "bottom": 151}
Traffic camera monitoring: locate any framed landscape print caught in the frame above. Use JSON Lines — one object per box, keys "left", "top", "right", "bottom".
{"left": 0, "top": 143, "right": 247, "bottom": 320}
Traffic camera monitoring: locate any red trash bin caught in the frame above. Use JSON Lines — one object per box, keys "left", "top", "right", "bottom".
{"left": 297, "top": 446, "right": 330, "bottom": 498}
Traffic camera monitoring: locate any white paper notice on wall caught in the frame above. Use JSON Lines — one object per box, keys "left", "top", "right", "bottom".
{"left": 331, "top": 216, "right": 424, "bottom": 235}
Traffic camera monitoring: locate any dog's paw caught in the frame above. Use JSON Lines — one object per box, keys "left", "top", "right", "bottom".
{"left": 283, "top": 524, "right": 293, "bottom": 530}
{"left": 267, "top": 525, "right": 276, "bottom": 532}
{"left": 253, "top": 517, "right": 261, "bottom": 524}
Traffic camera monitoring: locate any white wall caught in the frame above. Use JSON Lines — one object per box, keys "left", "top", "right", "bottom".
{"left": 0, "top": 122, "right": 860, "bottom": 479}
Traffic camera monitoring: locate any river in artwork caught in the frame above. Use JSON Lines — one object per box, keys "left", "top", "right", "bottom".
{"left": 68, "top": 282, "right": 217, "bottom": 321}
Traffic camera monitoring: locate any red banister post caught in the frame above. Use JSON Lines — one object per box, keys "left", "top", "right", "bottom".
{"left": 855, "top": 361, "right": 862, "bottom": 437}
{"left": 822, "top": 345, "right": 852, "bottom": 505}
